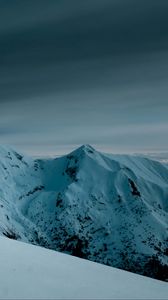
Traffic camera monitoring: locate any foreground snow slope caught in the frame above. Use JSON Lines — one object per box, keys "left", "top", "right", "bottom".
{"left": 0, "top": 144, "right": 168, "bottom": 280}
{"left": 0, "top": 237, "right": 167, "bottom": 300}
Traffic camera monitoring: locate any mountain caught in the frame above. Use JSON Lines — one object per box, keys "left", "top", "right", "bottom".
{"left": 0, "top": 236, "right": 168, "bottom": 299}
{"left": 0, "top": 144, "right": 168, "bottom": 281}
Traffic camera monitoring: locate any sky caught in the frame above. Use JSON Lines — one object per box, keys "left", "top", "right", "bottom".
{"left": 0, "top": 0, "right": 168, "bottom": 156}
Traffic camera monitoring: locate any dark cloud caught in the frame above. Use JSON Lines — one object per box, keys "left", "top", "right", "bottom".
{"left": 1, "top": 0, "right": 168, "bottom": 100}
{"left": 0, "top": 1, "right": 168, "bottom": 154}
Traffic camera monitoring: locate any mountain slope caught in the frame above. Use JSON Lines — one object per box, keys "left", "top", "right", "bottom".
{"left": 0, "top": 236, "right": 168, "bottom": 300}
{"left": 0, "top": 144, "right": 168, "bottom": 281}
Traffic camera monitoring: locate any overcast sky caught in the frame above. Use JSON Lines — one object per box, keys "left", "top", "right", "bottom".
{"left": 0, "top": 0, "right": 168, "bottom": 156}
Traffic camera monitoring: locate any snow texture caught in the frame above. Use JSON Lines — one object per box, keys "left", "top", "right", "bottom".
{"left": 0, "top": 236, "right": 168, "bottom": 299}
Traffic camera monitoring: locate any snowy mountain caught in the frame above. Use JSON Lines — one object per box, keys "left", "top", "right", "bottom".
{"left": 0, "top": 144, "right": 168, "bottom": 281}
{"left": 1, "top": 236, "right": 168, "bottom": 300}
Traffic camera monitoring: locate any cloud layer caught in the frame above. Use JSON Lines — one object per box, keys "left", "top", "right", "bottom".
{"left": 0, "top": 0, "right": 168, "bottom": 155}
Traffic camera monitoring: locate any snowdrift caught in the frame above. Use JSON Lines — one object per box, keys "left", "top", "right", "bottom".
{"left": 0, "top": 237, "right": 167, "bottom": 299}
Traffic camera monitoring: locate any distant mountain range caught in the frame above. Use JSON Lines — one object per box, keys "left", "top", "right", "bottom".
{"left": 0, "top": 144, "right": 167, "bottom": 281}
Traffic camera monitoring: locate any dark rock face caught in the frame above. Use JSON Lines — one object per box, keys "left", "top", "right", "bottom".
{"left": 128, "top": 179, "right": 141, "bottom": 197}
{"left": 3, "top": 229, "right": 20, "bottom": 240}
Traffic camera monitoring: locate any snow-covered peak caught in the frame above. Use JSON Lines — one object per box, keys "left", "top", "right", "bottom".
{"left": 0, "top": 144, "right": 168, "bottom": 281}
{"left": 68, "top": 144, "right": 95, "bottom": 157}
{"left": 79, "top": 144, "right": 95, "bottom": 152}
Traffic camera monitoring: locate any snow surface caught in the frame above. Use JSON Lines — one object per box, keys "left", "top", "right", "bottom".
{"left": 0, "top": 236, "right": 167, "bottom": 300}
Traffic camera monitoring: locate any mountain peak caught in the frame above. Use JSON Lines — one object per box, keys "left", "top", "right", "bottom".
{"left": 68, "top": 144, "right": 96, "bottom": 157}
{"left": 80, "top": 144, "right": 95, "bottom": 152}
{"left": 0, "top": 144, "right": 168, "bottom": 281}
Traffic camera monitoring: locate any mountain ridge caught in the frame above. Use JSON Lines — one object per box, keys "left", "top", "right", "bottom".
{"left": 0, "top": 144, "right": 167, "bottom": 281}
